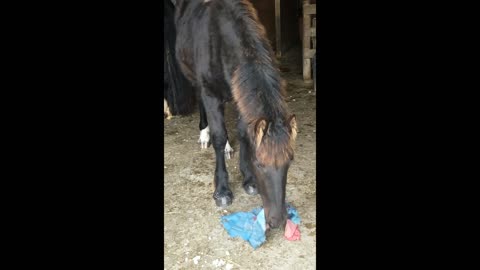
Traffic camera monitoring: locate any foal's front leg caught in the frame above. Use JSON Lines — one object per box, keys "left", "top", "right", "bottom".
{"left": 201, "top": 94, "right": 233, "bottom": 207}
{"left": 239, "top": 134, "right": 258, "bottom": 195}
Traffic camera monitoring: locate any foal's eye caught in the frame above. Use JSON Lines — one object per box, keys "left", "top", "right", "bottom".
{"left": 256, "top": 163, "right": 264, "bottom": 169}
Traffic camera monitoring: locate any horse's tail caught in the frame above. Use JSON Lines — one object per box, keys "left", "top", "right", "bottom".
{"left": 164, "top": 47, "right": 196, "bottom": 116}
{"left": 164, "top": 0, "right": 196, "bottom": 116}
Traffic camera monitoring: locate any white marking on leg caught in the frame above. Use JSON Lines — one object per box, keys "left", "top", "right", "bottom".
{"left": 164, "top": 99, "right": 172, "bottom": 120}
{"left": 198, "top": 126, "right": 210, "bottom": 149}
{"left": 224, "top": 140, "right": 233, "bottom": 159}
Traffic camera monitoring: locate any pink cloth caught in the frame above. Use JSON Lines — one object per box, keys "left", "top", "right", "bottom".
{"left": 284, "top": 219, "right": 301, "bottom": 241}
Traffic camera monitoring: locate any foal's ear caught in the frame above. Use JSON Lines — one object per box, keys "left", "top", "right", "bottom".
{"left": 287, "top": 114, "right": 297, "bottom": 141}
{"left": 254, "top": 118, "right": 268, "bottom": 148}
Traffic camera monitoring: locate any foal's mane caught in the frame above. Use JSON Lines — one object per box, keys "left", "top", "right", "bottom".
{"left": 228, "top": 0, "right": 295, "bottom": 167}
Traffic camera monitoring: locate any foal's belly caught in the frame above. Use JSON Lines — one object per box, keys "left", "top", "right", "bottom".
{"left": 176, "top": 45, "right": 234, "bottom": 102}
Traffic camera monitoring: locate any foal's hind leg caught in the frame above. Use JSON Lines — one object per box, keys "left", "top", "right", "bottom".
{"left": 198, "top": 100, "right": 234, "bottom": 159}
{"left": 201, "top": 93, "right": 233, "bottom": 207}
{"left": 164, "top": 99, "right": 172, "bottom": 120}
{"left": 198, "top": 100, "right": 210, "bottom": 149}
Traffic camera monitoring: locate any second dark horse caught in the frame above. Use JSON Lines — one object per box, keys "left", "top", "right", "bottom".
{"left": 174, "top": 0, "right": 297, "bottom": 229}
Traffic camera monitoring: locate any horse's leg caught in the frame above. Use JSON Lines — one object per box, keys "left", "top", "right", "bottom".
{"left": 198, "top": 99, "right": 234, "bottom": 159}
{"left": 239, "top": 126, "right": 258, "bottom": 195}
{"left": 224, "top": 137, "right": 234, "bottom": 160}
{"left": 201, "top": 93, "right": 233, "bottom": 207}
{"left": 198, "top": 100, "right": 210, "bottom": 149}
{"left": 164, "top": 99, "right": 172, "bottom": 120}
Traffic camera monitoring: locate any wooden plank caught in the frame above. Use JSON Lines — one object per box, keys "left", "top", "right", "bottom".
{"left": 303, "top": 58, "right": 311, "bottom": 81}
{"left": 311, "top": 17, "right": 316, "bottom": 48}
{"left": 304, "top": 49, "right": 316, "bottom": 59}
{"left": 303, "top": 14, "right": 311, "bottom": 48}
{"left": 275, "top": 0, "right": 281, "bottom": 57}
{"left": 303, "top": 4, "right": 316, "bottom": 15}
{"left": 302, "top": 1, "right": 315, "bottom": 82}
{"left": 313, "top": 53, "right": 316, "bottom": 92}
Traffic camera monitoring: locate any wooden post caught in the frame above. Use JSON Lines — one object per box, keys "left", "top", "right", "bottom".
{"left": 312, "top": 17, "right": 316, "bottom": 48}
{"left": 275, "top": 0, "right": 281, "bottom": 57}
{"left": 312, "top": 17, "right": 316, "bottom": 91}
{"left": 303, "top": 0, "right": 312, "bottom": 81}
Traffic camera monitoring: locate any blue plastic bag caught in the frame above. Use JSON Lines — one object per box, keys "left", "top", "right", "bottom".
{"left": 221, "top": 203, "right": 300, "bottom": 249}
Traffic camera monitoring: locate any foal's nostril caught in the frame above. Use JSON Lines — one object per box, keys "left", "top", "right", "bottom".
{"left": 267, "top": 215, "right": 287, "bottom": 229}
{"left": 268, "top": 221, "right": 279, "bottom": 229}
{"left": 267, "top": 217, "right": 284, "bottom": 229}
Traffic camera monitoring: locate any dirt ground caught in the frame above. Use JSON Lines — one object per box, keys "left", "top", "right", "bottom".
{"left": 164, "top": 46, "right": 316, "bottom": 270}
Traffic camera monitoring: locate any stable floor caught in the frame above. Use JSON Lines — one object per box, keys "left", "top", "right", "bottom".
{"left": 164, "top": 46, "right": 316, "bottom": 269}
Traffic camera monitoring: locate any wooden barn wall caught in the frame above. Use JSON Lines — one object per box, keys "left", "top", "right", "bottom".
{"left": 280, "top": 0, "right": 299, "bottom": 54}
{"left": 251, "top": 0, "right": 300, "bottom": 56}
{"left": 250, "top": 0, "right": 276, "bottom": 51}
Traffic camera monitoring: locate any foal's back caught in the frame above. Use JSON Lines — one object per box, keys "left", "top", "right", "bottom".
{"left": 174, "top": 0, "right": 272, "bottom": 99}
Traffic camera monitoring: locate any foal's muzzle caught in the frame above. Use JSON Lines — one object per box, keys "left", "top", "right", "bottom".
{"left": 265, "top": 209, "right": 287, "bottom": 230}
{"left": 267, "top": 217, "right": 286, "bottom": 229}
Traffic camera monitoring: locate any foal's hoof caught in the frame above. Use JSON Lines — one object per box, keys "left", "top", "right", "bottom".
{"left": 215, "top": 196, "right": 232, "bottom": 207}
{"left": 243, "top": 182, "right": 258, "bottom": 196}
{"left": 213, "top": 190, "right": 233, "bottom": 207}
